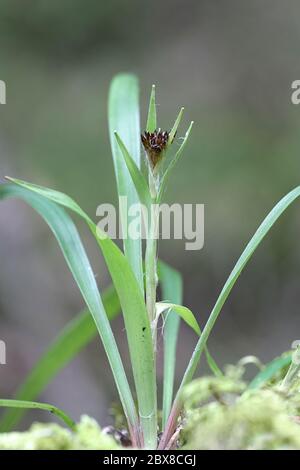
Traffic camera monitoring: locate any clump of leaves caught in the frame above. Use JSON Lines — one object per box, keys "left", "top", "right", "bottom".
{"left": 0, "top": 74, "right": 300, "bottom": 449}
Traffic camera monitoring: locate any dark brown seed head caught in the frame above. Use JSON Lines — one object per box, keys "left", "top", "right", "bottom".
{"left": 141, "top": 129, "right": 169, "bottom": 168}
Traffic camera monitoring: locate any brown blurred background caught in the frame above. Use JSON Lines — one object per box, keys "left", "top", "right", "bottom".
{"left": 1, "top": 0, "right": 300, "bottom": 428}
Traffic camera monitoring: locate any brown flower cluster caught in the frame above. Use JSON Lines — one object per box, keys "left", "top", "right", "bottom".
{"left": 141, "top": 130, "right": 169, "bottom": 169}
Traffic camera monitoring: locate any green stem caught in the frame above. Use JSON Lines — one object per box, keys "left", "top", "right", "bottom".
{"left": 146, "top": 173, "right": 159, "bottom": 331}
{"left": 143, "top": 172, "right": 159, "bottom": 448}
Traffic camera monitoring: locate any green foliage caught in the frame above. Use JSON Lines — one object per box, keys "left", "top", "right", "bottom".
{"left": 1, "top": 179, "right": 156, "bottom": 448}
{"left": 176, "top": 186, "right": 300, "bottom": 398}
{"left": 1, "top": 74, "right": 300, "bottom": 450}
{"left": 108, "top": 74, "right": 144, "bottom": 293}
{"left": 0, "top": 184, "right": 139, "bottom": 439}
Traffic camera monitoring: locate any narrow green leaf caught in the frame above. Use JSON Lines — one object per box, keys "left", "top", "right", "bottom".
{"left": 108, "top": 74, "right": 144, "bottom": 294}
{"left": 0, "top": 184, "right": 139, "bottom": 440}
{"left": 158, "top": 121, "right": 194, "bottom": 202}
{"left": 0, "top": 399, "right": 75, "bottom": 431}
{"left": 160, "top": 186, "right": 300, "bottom": 449}
{"left": 0, "top": 286, "right": 120, "bottom": 432}
{"left": 114, "top": 131, "right": 151, "bottom": 210}
{"left": 0, "top": 262, "right": 176, "bottom": 432}
{"left": 280, "top": 354, "right": 299, "bottom": 390}
{"left": 156, "top": 302, "right": 200, "bottom": 336}
{"left": 177, "top": 186, "right": 300, "bottom": 399}
{"left": 157, "top": 302, "right": 222, "bottom": 376}
{"left": 157, "top": 260, "right": 182, "bottom": 430}
{"left": 168, "top": 107, "right": 184, "bottom": 146}
{"left": 248, "top": 354, "right": 292, "bottom": 390}
{"left": 146, "top": 84, "right": 157, "bottom": 132}
{"left": 157, "top": 261, "right": 221, "bottom": 430}
{"left": 4, "top": 180, "right": 157, "bottom": 449}
{"left": 204, "top": 349, "right": 223, "bottom": 378}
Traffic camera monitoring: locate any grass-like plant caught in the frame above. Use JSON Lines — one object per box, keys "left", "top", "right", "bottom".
{"left": 0, "top": 73, "right": 300, "bottom": 449}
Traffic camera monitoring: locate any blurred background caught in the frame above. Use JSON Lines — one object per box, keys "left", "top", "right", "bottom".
{"left": 1, "top": 0, "right": 300, "bottom": 428}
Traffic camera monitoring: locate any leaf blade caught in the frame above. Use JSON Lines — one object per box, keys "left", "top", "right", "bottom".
{"left": 158, "top": 121, "right": 194, "bottom": 202}
{"left": 168, "top": 107, "right": 184, "bottom": 146}
{"left": 146, "top": 84, "right": 157, "bottom": 132}
{"left": 0, "top": 399, "right": 75, "bottom": 430}
{"left": 179, "top": 186, "right": 300, "bottom": 391}
{"left": 0, "top": 286, "right": 119, "bottom": 432}
{"left": 108, "top": 74, "right": 144, "bottom": 294}
{"left": 157, "top": 261, "right": 182, "bottom": 430}
{"left": 3, "top": 180, "right": 157, "bottom": 449}
{"left": 248, "top": 354, "right": 292, "bottom": 390}
{"left": 156, "top": 302, "right": 200, "bottom": 336}
{"left": 0, "top": 184, "right": 139, "bottom": 438}
{"left": 159, "top": 186, "right": 300, "bottom": 449}
{"left": 114, "top": 131, "right": 151, "bottom": 210}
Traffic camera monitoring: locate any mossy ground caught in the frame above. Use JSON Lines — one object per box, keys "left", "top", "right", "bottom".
{"left": 0, "top": 415, "right": 120, "bottom": 450}
{"left": 1, "top": 358, "right": 299, "bottom": 450}
{"left": 181, "top": 359, "right": 300, "bottom": 450}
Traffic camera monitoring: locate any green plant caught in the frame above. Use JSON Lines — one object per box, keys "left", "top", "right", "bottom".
{"left": 0, "top": 73, "right": 300, "bottom": 449}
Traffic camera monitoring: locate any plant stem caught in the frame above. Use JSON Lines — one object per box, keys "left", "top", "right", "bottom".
{"left": 145, "top": 225, "right": 158, "bottom": 324}
{"left": 158, "top": 399, "right": 181, "bottom": 450}
{"left": 146, "top": 173, "right": 159, "bottom": 333}
{"left": 143, "top": 172, "right": 159, "bottom": 448}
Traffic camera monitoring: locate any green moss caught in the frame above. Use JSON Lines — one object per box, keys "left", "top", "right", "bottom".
{"left": 0, "top": 415, "right": 120, "bottom": 450}
{"left": 2, "top": 360, "right": 300, "bottom": 450}
{"left": 71, "top": 415, "right": 120, "bottom": 450}
{"left": 181, "top": 369, "right": 300, "bottom": 450}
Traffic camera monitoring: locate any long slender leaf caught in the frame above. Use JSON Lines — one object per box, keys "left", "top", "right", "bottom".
{"left": 0, "top": 286, "right": 119, "bottom": 432}
{"left": 0, "top": 184, "right": 139, "bottom": 441}
{"left": 0, "top": 399, "right": 75, "bottom": 430}
{"left": 114, "top": 132, "right": 151, "bottom": 210}
{"left": 158, "top": 261, "right": 222, "bottom": 430}
{"left": 204, "top": 349, "right": 223, "bottom": 378}
{"left": 158, "top": 261, "right": 182, "bottom": 430}
{"left": 159, "top": 186, "right": 300, "bottom": 449}
{"left": 178, "top": 186, "right": 300, "bottom": 392}
{"left": 279, "top": 354, "right": 299, "bottom": 390}
{"left": 0, "top": 263, "right": 178, "bottom": 433}
{"left": 146, "top": 84, "right": 157, "bottom": 133}
{"left": 158, "top": 121, "right": 194, "bottom": 202}
{"left": 168, "top": 107, "right": 184, "bottom": 146}
{"left": 108, "top": 74, "right": 144, "bottom": 295}
{"left": 248, "top": 354, "right": 292, "bottom": 390}
{"left": 4, "top": 179, "right": 157, "bottom": 449}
